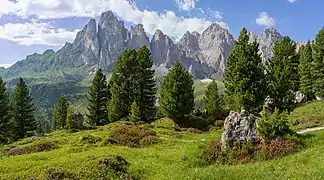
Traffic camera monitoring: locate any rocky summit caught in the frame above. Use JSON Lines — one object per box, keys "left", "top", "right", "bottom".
{"left": 3, "top": 11, "right": 288, "bottom": 80}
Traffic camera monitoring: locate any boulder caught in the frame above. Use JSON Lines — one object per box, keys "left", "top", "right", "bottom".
{"left": 316, "top": 96, "right": 324, "bottom": 101}
{"left": 221, "top": 110, "right": 257, "bottom": 144}
{"left": 295, "top": 91, "right": 308, "bottom": 103}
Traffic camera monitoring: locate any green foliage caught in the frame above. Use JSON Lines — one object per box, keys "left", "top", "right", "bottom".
{"left": 299, "top": 42, "right": 314, "bottom": 98}
{"left": 223, "top": 27, "right": 266, "bottom": 113}
{"left": 201, "top": 139, "right": 302, "bottom": 165}
{"left": 136, "top": 46, "right": 157, "bottom": 122}
{"left": 79, "top": 134, "right": 102, "bottom": 144}
{"left": 110, "top": 125, "right": 157, "bottom": 147}
{"left": 160, "top": 61, "right": 194, "bottom": 122}
{"left": 109, "top": 49, "right": 139, "bottom": 122}
{"left": 203, "top": 80, "right": 225, "bottom": 119}
{"left": 257, "top": 107, "right": 293, "bottom": 140}
{"left": 109, "top": 47, "right": 157, "bottom": 122}
{"left": 266, "top": 36, "right": 298, "bottom": 112}
{"left": 129, "top": 101, "right": 141, "bottom": 124}
{"left": 52, "top": 96, "right": 69, "bottom": 130}
{"left": 0, "top": 76, "right": 11, "bottom": 144}
{"left": 11, "top": 78, "right": 36, "bottom": 140}
{"left": 312, "top": 28, "right": 324, "bottom": 97}
{"left": 66, "top": 106, "right": 73, "bottom": 130}
{"left": 86, "top": 69, "right": 109, "bottom": 126}
{"left": 6, "top": 140, "right": 58, "bottom": 156}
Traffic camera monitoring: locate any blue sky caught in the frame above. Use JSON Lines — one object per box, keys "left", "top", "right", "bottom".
{"left": 0, "top": 0, "right": 322, "bottom": 67}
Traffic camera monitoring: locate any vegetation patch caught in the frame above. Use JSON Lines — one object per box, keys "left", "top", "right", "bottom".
{"left": 79, "top": 134, "right": 102, "bottom": 145}
{"left": 6, "top": 140, "right": 58, "bottom": 156}
{"left": 201, "top": 138, "right": 303, "bottom": 165}
{"left": 96, "top": 155, "right": 134, "bottom": 179}
{"left": 151, "top": 118, "right": 175, "bottom": 130}
{"left": 110, "top": 125, "right": 157, "bottom": 147}
{"left": 186, "top": 128, "right": 203, "bottom": 134}
{"left": 44, "top": 168, "right": 75, "bottom": 180}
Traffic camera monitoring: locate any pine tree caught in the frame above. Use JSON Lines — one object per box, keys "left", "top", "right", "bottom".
{"left": 136, "top": 45, "right": 157, "bottom": 122}
{"left": 203, "top": 80, "right": 224, "bottom": 119}
{"left": 36, "top": 118, "right": 44, "bottom": 135}
{"left": 86, "top": 69, "right": 108, "bottom": 126}
{"left": 266, "top": 36, "right": 298, "bottom": 112}
{"left": 159, "top": 61, "right": 194, "bottom": 122}
{"left": 66, "top": 106, "right": 73, "bottom": 130}
{"left": 0, "top": 76, "right": 11, "bottom": 144}
{"left": 109, "top": 49, "right": 138, "bottom": 122}
{"left": 11, "top": 78, "right": 36, "bottom": 140}
{"left": 51, "top": 96, "right": 69, "bottom": 130}
{"left": 223, "top": 27, "right": 266, "bottom": 113}
{"left": 129, "top": 101, "right": 141, "bottom": 124}
{"left": 312, "top": 28, "right": 324, "bottom": 98}
{"left": 299, "top": 41, "right": 314, "bottom": 98}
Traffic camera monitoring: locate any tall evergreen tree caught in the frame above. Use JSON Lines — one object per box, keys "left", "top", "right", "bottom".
{"left": 312, "top": 28, "right": 324, "bottom": 98}
{"left": 109, "top": 49, "right": 138, "bottom": 122}
{"left": 66, "top": 106, "right": 73, "bottom": 130}
{"left": 299, "top": 41, "right": 314, "bottom": 98}
{"left": 0, "top": 76, "right": 11, "bottom": 143}
{"left": 51, "top": 96, "right": 69, "bottom": 130}
{"left": 203, "top": 80, "right": 224, "bottom": 119}
{"left": 136, "top": 45, "right": 157, "bottom": 122}
{"left": 223, "top": 27, "right": 266, "bottom": 112}
{"left": 266, "top": 36, "right": 298, "bottom": 112}
{"left": 86, "top": 69, "right": 108, "bottom": 126}
{"left": 11, "top": 78, "right": 36, "bottom": 139}
{"left": 159, "top": 61, "right": 194, "bottom": 122}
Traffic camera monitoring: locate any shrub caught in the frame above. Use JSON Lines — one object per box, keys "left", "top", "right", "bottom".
{"left": 201, "top": 138, "right": 302, "bottom": 165}
{"left": 258, "top": 107, "right": 294, "bottom": 140}
{"left": 79, "top": 135, "right": 102, "bottom": 145}
{"left": 186, "top": 128, "right": 203, "bottom": 134}
{"left": 110, "top": 125, "right": 157, "bottom": 147}
{"left": 97, "top": 155, "right": 134, "bottom": 179}
{"left": 43, "top": 168, "right": 75, "bottom": 180}
{"left": 151, "top": 118, "right": 175, "bottom": 130}
{"left": 139, "top": 136, "right": 159, "bottom": 146}
{"left": 215, "top": 120, "right": 224, "bottom": 128}
{"left": 7, "top": 140, "right": 58, "bottom": 156}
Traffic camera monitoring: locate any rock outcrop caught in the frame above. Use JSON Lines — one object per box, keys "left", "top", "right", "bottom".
{"left": 221, "top": 110, "right": 258, "bottom": 144}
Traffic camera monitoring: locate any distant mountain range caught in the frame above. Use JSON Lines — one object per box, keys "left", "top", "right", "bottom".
{"left": 2, "top": 11, "right": 294, "bottom": 81}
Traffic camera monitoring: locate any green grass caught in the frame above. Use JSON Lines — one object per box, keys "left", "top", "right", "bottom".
{"left": 289, "top": 101, "right": 324, "bottom": 130}
{"left": 1, "top": 120, "right": 324, "bottom": 179}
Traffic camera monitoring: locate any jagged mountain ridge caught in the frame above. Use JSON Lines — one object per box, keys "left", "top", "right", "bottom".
{"left": 4, "top": 11, "right": 290, "bottom": 80}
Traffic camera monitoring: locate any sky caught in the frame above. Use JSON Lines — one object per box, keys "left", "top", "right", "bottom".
{"left": 0, "top": 0, "right": 322, "bottom": 68}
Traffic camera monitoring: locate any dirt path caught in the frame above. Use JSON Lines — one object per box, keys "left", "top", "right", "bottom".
{"left": 297, "top": 127, "right": 324, "bottom": 134}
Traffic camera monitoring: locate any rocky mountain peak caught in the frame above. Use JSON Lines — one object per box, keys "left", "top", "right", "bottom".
{"left": 178, "top": 31, "right": 200, "bottom": 51}
{"left": 153, "top": 29, "right": 165, "bottom": 41}
{"left": 128, "top": 24, "right": 150, "bottom": 50}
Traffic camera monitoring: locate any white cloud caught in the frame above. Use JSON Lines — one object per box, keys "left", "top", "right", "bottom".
{"left": 0, "top": 64, "right": 13, "bottom": 68}
{"left": 0, "top": 0, "right": 228, "bottom": 43}
{"left": 288, "top": 0, "right": 297, "bottom": 3}
{"left": 256, "top": 12, "right": 275, "bottom": 27}
{"left": 0, "top": 21, "right": 79, "bottom": 46}
{"left": 175, "top": 0, "right": 198, "bottom": 11}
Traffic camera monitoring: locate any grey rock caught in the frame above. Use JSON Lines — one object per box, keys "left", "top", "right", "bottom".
{"left": 128, "top": 24, "right": 150, "bottom": 50}
{"left": 221, "top": 110, "right": 258, "bottom": 144}
{"left": 249, "top": 27, "right": 283, "bottom": 63}
{"left": 98, "top": 11, "right": 129, "bottom": 70}
{"left": 295, "top": 91, "right": 308, "bottom": 103}
{"left": 316, "top": 96, "right": 324, "bottom": 101}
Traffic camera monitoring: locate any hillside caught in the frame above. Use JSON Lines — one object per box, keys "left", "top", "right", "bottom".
{"left": 1, "top": 117, "right": 324, "bottom": 179}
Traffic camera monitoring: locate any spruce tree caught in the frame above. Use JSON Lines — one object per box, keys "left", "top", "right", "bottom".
{"left": 299, "top": 41, "right": 314, "bottom": 98}
{"left": 203, "top": 80, "right": 224, "bottom": 119}
{"left": 11, "top": 78, "right": 36, "bottom": 139}
{"left": 312, "top": 28, "right": 324, "bottom": 98}
{"left": 223, "top": 27, "right": 266, "bottom": 113}
{"left": 86, "top": 69, "right": 108, "bottom": 126}
{"left": 66, "top": 106, "right": 73, "bottom": 130}
{"left": 129, "top": 101, "right": 141, "bottom": 124}
{"left": 266, "top": 36, "right": 298, "bottom": 112}
{"left": 0, "top": 76, "right": 11, "bottom": 143}
{"left": 159, "top": 61, "right": 194, "bottom": 122}
{"left": 52, "top": 96, "right": 69, "bottom": 130}
{"left": 109, "top": 49, "right": 138, "bottom": 122}
{"left": 136, "top": 45, "right": 157, "bottom": 122}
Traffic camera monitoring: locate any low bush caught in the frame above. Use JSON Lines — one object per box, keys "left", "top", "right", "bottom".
{"left": 79, "top": 135, "right": 102, "bottom": 145}
{"left": 151, "top": 118, "right": 175, "bottom": 130}
{"left": 6, "top": 140, "right": 58, "bottom": 156}
{"left": 44, "top": 168, "right": 75, "bottom": 180}
{"left": 110, "top": 125, "right": 157, "bottom": 147}
{"left": 186, "top": 128, "right": 203, "bottom": 134}
{"left": 215, "top": 120, "right": 224, "bottom": 128}
{"left": 201, "top": 138, "right": 303, "bottom": 165}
